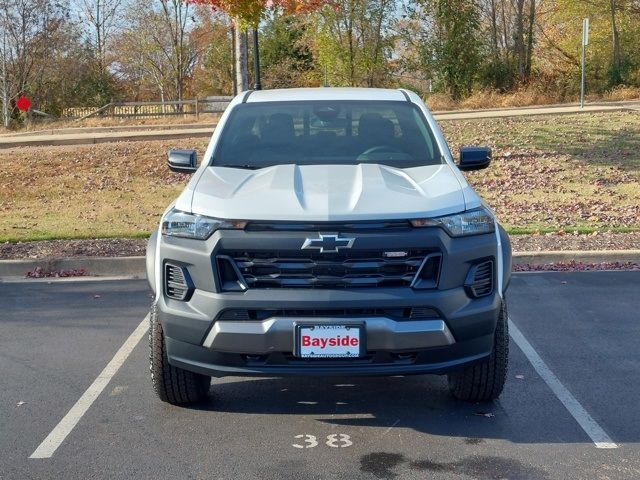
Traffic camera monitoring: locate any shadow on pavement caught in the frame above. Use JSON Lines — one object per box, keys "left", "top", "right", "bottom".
{"left": 186, "top": 373, "right": 596, "bottom": 450}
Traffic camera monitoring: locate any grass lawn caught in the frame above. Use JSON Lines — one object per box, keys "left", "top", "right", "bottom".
{"left": 441, "top": 111, "right": 640, "bottom": 233}
{"left": 0, "top": 111, "right": 639, "bottom": 242}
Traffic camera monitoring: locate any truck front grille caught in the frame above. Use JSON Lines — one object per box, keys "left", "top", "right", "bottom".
{"left": 217, "top": 250, "right": 440, "bottom": 290}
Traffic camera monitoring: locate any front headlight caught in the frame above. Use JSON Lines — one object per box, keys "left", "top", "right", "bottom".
{"left": 161, "top": 208, "right": 246, "bottom": 240}
{"left": 410, "top": 207, "right": 495, "bottom": 237}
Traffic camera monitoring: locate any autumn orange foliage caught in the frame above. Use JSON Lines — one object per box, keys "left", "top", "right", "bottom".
{"left": 188, "top": 0, "right": 332, "bottom": 27}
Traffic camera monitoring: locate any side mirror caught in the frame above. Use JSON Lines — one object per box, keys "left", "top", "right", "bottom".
{"left": 168, "top": 149, "right": 198, "bottom": 173}
{"left": 458, "top": 146, "right": 491, "bottom": 171}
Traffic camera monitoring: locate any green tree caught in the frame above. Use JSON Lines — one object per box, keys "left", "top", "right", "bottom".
{"left": 188, "top": 0, "right": 332, "bottom": 92}
{"left": 546, "top": 0, "right": 640, "bottom": 92}
{"left": 259, "top": 11, "right": 314, "bottom": 88}
{"left": 434, "top": 0, "right": 481, "bottom": 98}
{"left": 310, "top": 0, "right": 397, "bottom": 87}
{"left": 406, "top": 0, "right": 481, "bottom": 99}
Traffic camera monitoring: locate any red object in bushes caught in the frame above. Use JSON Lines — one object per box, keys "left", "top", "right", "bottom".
{"left": 16, "top": 96, "right": 31, "bottom": 112}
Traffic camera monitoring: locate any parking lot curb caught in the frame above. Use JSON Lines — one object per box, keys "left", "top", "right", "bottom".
{"left": 0, "top": 256, "right": 146, "bottom": 278}
{"left": 512, "top": 250, "right": 640, "bottom": 265}
{"left": 0, "top": 129, "right": 214, "bottom": 148}
{"left": 1, "top": 250, "right": 639, "bottom": 279}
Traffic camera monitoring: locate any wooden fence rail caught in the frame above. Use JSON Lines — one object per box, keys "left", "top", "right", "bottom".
{"left": 63, "top": 97, "right": 233, "bottom": 120}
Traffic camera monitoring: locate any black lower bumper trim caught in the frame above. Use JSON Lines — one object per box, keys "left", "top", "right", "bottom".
{"left": 165, "top": 334, "right": 493, "bottom": 378}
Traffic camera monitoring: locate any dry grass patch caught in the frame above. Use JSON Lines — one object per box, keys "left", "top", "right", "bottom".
{"left": 0, "top": 139, "right": 208, "bottom": 242}
{"left": 441, "top": 111, "right": 640, "bottom": 232}
{"left": 0, "top": 113, "right": 222, "bottom": 135}
{"left": 425, "top": 86, "right": 640, "bottom": 111}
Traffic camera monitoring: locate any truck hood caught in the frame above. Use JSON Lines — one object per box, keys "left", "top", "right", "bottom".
{"left": 190, "top": 163, "right": 466, "bottom": 221}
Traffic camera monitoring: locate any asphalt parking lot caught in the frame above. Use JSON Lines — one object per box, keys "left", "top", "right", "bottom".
{"left": 1, "top": 271, "right": 639, "bottom": 480}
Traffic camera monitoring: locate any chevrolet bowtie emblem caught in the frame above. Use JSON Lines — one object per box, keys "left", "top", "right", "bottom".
{"left": 301, "top": 234, "right": 355, "bottom": 253}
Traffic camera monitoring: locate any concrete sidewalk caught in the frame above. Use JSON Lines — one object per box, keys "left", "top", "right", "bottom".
{"left": 433, "top": 101, "right": 640, "bottom": 120}
{"left": 2, "top": 100, "right": 638, "bottom": 149}
{"left": 0, "top": 122, "right": 215, "bottom": 138}
{"left": 0, "top": 126, "right": 214, "bottom": 148}
{"left": 1, "top": 250, "right": 638, "bottom": 279}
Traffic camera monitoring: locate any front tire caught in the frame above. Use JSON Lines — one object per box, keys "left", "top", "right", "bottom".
{"left": 149, "top": 304, "right": 210, "bottom": 405}
{"left": 447, "top": 300, "right": 509, "bottom": 402}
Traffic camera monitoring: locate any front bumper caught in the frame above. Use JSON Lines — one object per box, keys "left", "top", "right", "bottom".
{"left": 158, "top": 286, "right": 500, "bottom": 377}
{"left": 154, "top": 226, "right": 508, "bottom": 377}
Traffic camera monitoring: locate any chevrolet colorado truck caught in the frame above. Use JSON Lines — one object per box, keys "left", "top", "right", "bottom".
{"left": 146, "top": 87, "right": 512, "bottom": 405}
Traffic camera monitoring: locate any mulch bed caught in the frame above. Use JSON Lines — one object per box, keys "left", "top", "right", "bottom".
{"left": 0, "top": 238, "right": 147, "bottom": 259}
{"left": 514, "top": 261, "right": 639, "bottom": 272}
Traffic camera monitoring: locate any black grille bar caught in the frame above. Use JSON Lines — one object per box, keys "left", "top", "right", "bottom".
{"left": 218, "top": 249, "right": 439, "bottom": 290}
{"left": 217, "top": 307, "right": 440, "bottom": 321}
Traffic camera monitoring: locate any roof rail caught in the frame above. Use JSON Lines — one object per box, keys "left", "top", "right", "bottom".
{"left": 399, "top": 89, "right": 411, "bottom": 102}
{"left": 241, "top": 90, "right": 254, "bottom": 103}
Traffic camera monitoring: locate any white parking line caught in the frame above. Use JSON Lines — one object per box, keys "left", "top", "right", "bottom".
{"left": 30, "top": 315, "right": 149, "bottom": 459}
{"left": 508, "top": 318, "right": 618, "bottom": 449}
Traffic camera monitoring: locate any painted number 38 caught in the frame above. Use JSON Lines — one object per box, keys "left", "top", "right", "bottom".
{"left": 292, "top": 434, "right": 353, "bottom": 449}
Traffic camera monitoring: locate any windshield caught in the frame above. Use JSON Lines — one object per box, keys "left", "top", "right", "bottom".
{"left": 213, "top": 101, "right": 442, "bottom": 169}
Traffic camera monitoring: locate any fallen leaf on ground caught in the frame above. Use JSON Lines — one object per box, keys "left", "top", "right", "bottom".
{"left": 474, "top": 412, "right": 495, "bottom": 418}
{"left": 25, "top": 267, "right": 87, "bottom": 278}
{"left": 513, "top": 261, "right": 640, "bottom": 272}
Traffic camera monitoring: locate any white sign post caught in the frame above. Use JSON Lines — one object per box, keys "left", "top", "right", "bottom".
{"left": 580, "top": 18, "right": 589, "bottom": 108}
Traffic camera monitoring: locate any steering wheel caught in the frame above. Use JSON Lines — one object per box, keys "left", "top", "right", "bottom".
{"left": 357, "top": 145, "right": 402, "bottom": 160}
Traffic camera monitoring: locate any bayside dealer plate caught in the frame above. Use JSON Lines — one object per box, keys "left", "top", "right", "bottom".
{"left": 296, "top": 324, "right": 364, "bottom": 358}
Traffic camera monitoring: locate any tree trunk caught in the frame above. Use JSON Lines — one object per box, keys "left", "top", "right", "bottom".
{"left": 515, "top": 0, "right": 526, "bottom": 81}
{"left": 500, "top": 0, "right": 509, "bottom": 60}
{"left": 524, "top": 0, "right": 535, "bottom": 77}
{"left": 96, "top": 0, "right": 103, "bottom": 72}
{"left": 368, "top": 0, "right": 387, "bottom": 87}
{"left": 489, "top": 0, "right": 499, "bottom": 60}
{"left": 1, "top": 32, "right": 9, "bottom": 128}
{"left": 609, "top": 0, "right": 622, "bottom": 82}
{"left": 234, "top": 21, "right": 248, "bottom": 92}
{"left": 347, "top": 12, "right": 355, "bottom": 86}
{"left": 231, "top": 25, "right": 237, "bottom": 95}
{"left": 489, "top": 0, "right": 499, "bottom": 87}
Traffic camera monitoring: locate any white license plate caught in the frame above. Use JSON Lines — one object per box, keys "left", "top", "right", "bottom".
{"left": 296, "top": 324, "right": 364, "bottom": 358}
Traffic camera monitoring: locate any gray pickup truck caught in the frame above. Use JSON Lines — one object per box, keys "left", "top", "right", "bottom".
{"left": 146, "top": 87, "right": 512, "bottom": 405}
